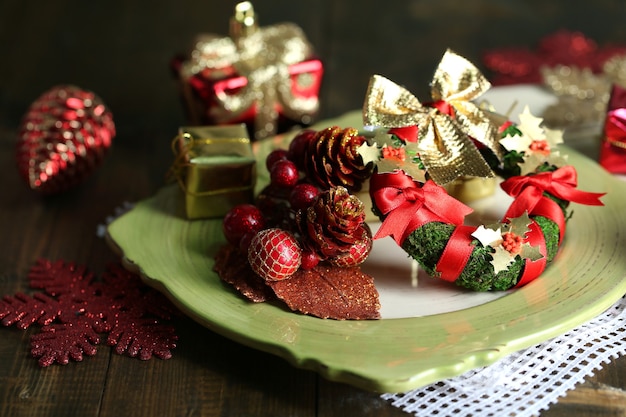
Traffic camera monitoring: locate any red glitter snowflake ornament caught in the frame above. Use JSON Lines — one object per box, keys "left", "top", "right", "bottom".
{"left": 0, "top": 259, "right": 179, "bottom": 367}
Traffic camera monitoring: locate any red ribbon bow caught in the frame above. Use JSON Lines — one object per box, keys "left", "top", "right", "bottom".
{"left": 370, "top": 171, "right": 473, "bottom": 245}
{"left": 501, "top": 166, "right": 604, "bottom": 242}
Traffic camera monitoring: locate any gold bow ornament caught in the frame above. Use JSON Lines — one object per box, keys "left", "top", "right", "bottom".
{"left": 173, "top": 2, "right": 323, "bottom": 140}
{"left": 168, "top": 124, "right": 256, "bottom": 219}
{"left": 361, "top": 49, "right": 505, "bottom": 186}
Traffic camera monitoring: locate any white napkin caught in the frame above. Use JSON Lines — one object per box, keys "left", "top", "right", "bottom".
{"left": 382, "top": 295, "right": 626, "bottom": 416}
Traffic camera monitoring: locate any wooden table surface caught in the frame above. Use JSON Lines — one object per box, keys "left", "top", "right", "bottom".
{"left": 2, "top": 1, "right": 626, "bottom": 416}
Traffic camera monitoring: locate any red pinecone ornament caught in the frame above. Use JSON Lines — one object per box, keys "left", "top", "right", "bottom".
{"left": 295, "top": 126, "right": 373, "bottom": 192}
{"left": 16, "top": 85, "right": 115, "bottom": 194}
{"left": 297, "top": 186, "right": 368, "bottom": 259}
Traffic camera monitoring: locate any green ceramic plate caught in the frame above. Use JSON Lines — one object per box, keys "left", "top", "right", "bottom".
{"left": 107, "top": 109, "right": 626, "bottom": 393}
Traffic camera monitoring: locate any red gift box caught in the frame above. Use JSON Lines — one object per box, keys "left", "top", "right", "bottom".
{"left": 172, "top": 2, "right": 323, "bottom": 140}
{"left": 599, "top": 84, "right": 626, "bottom": 174}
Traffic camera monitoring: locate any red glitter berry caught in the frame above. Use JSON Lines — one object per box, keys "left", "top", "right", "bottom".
{"left": 270, "top": 159, "right": 299, "bottom": 188}
{"left": 289, "top": 183, "right": 320, "bottom": 210}
{"left": 288, "top": 130, "right": 316, "bottom": 169}
{"left": 266, "top": 149, "right": 289, "bottom": 171}
{"left": 223, "top": 204, "right": 266, "bottom": 246}
{"left": 248, "top": 228, "right": 302, "bottom": 281}
{"left": 501, "top": 232, "right": 524, "bottom": 254}
{"left": 529, "top": 139, "right": 551, "bottom": 155}
{"left": 300, "top": 249, "right": 320, "bottom": 270}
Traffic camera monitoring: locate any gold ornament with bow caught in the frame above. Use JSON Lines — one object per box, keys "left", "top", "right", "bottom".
{"left": 177, "top": 2, "right": 322, "bottom": 140}
{"left": 362, "top": 49, "right": 504, "bottom": 185}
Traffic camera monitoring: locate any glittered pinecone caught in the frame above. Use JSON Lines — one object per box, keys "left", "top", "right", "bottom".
{"left": 294, "top": 126, "right": 373, "bottom": 192}
{"left": 16, "top": 85, "right": 115, "bottom": 194}
{"left": 297, "top": 186, "right": 368, "bottom": 259}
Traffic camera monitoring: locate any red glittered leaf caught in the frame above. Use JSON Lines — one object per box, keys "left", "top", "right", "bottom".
{"left": 213, "top": 244, "right": 277, "bottom": 303}
{"left": 31, "top": 316, "right": 100, "bottom": 367}
{"left": 0, "top": 292, "right": 61, "bottom": 329}
{"left": 268, "top": 265, "right": 380, "bottom": 320}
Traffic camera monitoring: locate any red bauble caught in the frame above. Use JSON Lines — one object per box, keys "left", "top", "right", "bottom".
{"left": 265, "top": 149, "right": 289, "bottom": 171}
{"left": 289, "top": 183, "right": 320, "bottom": 210}
{"left": 223, "top": 204, "right": 266, "bottom": 246}
{"left": 287, "top": 129, "right": 315, "bottom": 170}
{"left": 270, "top": 159, "right": 299, "bottom": 188}
{"left": 247, "top": 228, "right": 301, "bottom": 281}
{"left": 16, "top": 85, "right": 116, "bottom": 194}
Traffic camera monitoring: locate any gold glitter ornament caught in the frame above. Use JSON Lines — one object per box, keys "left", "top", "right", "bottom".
{"left": 363, "top": 50, "right": 503, "bottom": 185}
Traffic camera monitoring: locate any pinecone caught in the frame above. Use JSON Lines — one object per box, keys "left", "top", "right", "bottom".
{"left": 293, "top": 126, "right": 373, "bottom": 192}
{"left": 16, "top": 85, "right": 115, "bottom": 194}
{"left": 297, "top": 186, "right": 369, "bottom": 259}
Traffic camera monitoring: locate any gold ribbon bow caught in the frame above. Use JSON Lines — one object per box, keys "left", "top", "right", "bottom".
{"left": 363, "top": 49, "right": 503, "bottom": 185}
{"left": 181, "top": 3, "right": 319, "bottom": 140}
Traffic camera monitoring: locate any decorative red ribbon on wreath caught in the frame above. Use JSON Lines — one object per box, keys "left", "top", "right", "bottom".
{"left": 501, "top": 166, "right": 605, "bottom": 243}
{"left": 369, "top": 171, "right": 473, "bottom": 245}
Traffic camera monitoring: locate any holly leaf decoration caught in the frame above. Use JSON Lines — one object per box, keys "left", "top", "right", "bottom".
{"left": 0, "top": 259, "right": 179, "bottom": 367}
{"left": 517, "top": 105, "right": 545, "bottom": 140}
{"left": 518, "top": 150, "right": 569, "bottom": 175}
{"left": 500, "top": 131, "right": 532, "bottom": 154}
{"left": 507, "top": 212, "right": 533, "bottom": 236}
{"left": 544, "top": 127, "right": 564, "bottom": 147}
{"left": 472, "top": 225, "right": 503, "bottom": 247}
{"left": 520, "top": 242, "right": 544, "bottom": 262}
{"left": 492, "top": 247, "right": 517, "bottom": 274}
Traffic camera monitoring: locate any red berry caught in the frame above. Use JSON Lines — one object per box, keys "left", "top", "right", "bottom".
{"left": 270, "top": 159, "right": 299, "bottom": 188}
{"left": 248, "top": 228, "right": 302, "bottom": 281}
{"left": 222, "top": 204, "right": 266, "bottom": 246}
{"left": 266, "top": 149, "right": 289, "bottom": 171}
{"left": 328, "top": 231, "right": 373, "bottom": 267}
{"left": 239, "top": 231, "right": 256, "bottom": 253}
{"left": 288, "top": 130, "right": 316, "bottom": 169}
{"left": 300, "top": 249, "right": 320, "bottom": 270}
{"left": 289, "top": 183, "right": 320, "bottom": 210}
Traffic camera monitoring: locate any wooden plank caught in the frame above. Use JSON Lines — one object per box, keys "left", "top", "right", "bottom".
{"left": 98, "top": 318, "right": 317, "bottom": 417}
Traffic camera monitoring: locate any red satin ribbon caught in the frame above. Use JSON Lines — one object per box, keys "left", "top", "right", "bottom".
{"left": 426, "top": 100, "right": 455, "bottom": 117}
{"left": 435, "top": 225, "right": 477, "bottom": 282}
{"left": 388, "top": 126, "right": 418, "bottom": 143}
{"left": 369, "top": 171, "right": 473, "bottom": 245}
{"left": 500, "top": 166, "right": 605, "bottom": 242}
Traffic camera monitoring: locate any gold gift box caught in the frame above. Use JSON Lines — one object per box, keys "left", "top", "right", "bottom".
{"left": 172, "top": 124, "right": 256, "bottom": 219}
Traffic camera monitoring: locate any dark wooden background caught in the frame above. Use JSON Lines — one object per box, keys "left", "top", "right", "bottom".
{"left": 2, "top": 1, "right": 626, "bottom": 416}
